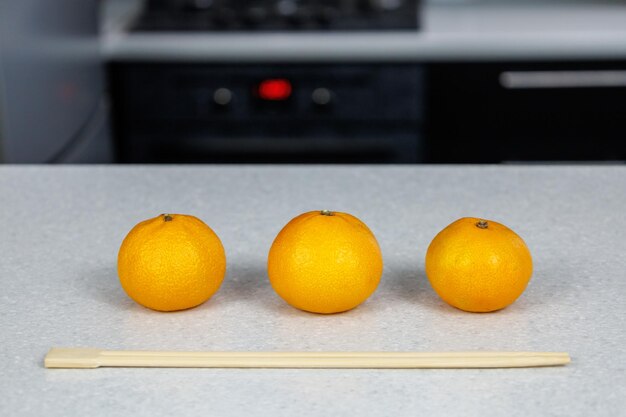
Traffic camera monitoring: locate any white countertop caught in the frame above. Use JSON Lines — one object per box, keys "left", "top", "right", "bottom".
{"left": 1, "top": 165, "right": 625, "bottom": 416}
{"left": 103, "top": 2, "right": 626, "bottom": 61}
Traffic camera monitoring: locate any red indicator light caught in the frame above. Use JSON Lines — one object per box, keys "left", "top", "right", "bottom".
{"left": 258, "top": 79, "right": 292, "bottom": 101}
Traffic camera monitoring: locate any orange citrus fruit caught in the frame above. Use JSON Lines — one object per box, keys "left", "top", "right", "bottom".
{"left": 268, "top": 210, "right": 383, "bottom": 314}
{"left": 425, "top": 217, "right": 533, "bottom": 312}
{"left": 117, "top": 213, "right": 226, "bottom": 312}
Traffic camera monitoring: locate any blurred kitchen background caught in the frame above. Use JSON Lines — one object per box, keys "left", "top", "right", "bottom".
{"left": 1, "top": 0, "right": 625, "bottom": 164}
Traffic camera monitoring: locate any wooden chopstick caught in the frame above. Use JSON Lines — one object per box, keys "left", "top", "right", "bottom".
{"left": 44, "top": 348, "right": 570, "bottom": 369}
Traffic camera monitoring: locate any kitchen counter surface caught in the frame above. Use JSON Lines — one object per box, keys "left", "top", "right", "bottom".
{"left": 1, "top": 165, "right": 625, "bottom": 416}
{"left": 103, "top": 2, "right": 626, "bottom": 61}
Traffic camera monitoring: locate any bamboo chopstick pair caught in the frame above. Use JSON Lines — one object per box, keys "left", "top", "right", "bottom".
{"left": 44, "top": 348, "right": 570, "bottom": 369}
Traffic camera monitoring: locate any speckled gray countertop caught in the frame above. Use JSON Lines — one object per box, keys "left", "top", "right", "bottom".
{"left": 1, "top": 165, "right": 625, "bottom": 416}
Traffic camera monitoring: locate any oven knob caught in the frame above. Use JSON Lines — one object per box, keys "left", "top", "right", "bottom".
{"left": 275, "top": 0, "right": 297, "bottom": 16}
{"left": 213, "top": 88, "right": 233, "bottom": 106}
{"left": 312, "top": 88, "right": 333, "bottom": 106}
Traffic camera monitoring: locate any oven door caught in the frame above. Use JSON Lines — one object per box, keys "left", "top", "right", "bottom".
{"left": 425, "top": 62, "right": 626, "bottom": 163}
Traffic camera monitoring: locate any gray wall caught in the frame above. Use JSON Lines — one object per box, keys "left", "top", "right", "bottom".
{"left": 0, "top": 0, "right": 111, "bottom": 163}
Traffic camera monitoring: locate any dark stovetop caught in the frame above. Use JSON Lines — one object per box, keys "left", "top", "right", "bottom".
{"left": 132, "top": 0, "right": 419, "bottom": 32}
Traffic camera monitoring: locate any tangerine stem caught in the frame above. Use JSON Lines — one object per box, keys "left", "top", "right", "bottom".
{"left": 320, "top": 210, "right": 334, "bottom": 216}
{"left": 476, "top": 219, "right": 488, "bottom": 229}
{"left": 163, "top": 214, "right": 173, "bottom": 222}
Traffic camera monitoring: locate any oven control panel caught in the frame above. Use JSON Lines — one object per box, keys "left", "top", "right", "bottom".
{"left": 110, "top": 63, "right": 424, "bottom": 163}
